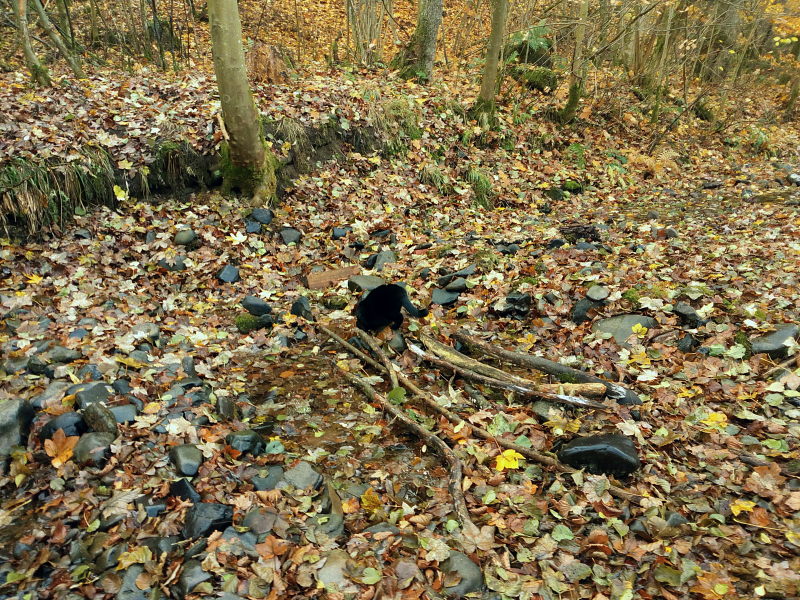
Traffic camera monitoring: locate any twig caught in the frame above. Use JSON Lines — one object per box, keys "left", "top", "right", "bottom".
{"left": 337, "top": 364, "right": 475, "bottom": 529}
{"left": 320, "top": 327, "right": 643, "bottom": 505}
{"left": 358, "top": 330, "right": 398, "bottom": 388}
{"left": 761, "top": 354, "right": 799, "bottom": 381}
{"left": 454, "top": 331, "right": 642, "bottom": 406}
{"left": 317, "top": 324, "right": 385, "bottom": 372}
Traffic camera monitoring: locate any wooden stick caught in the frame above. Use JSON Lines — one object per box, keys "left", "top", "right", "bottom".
{"left": 358, "top": 330, "right": 398, "bottom": 388}
{"left": 761, "top": 354, "right": 799, "bottom": 381}
{"left": 337, "top": 365, "right": 475, "bottom": 530}
{"left": 410, "top": 341, "right": 608, "bottom": 410}
{"left": 454, "top": 331, "right": 642, "bottom": 406}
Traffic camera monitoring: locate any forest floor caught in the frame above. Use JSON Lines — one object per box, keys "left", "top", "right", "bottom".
{"left": 1, "top": 61, "right": 800, "bottom": 600}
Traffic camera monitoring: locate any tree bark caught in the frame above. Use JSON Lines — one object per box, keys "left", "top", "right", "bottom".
{"left": 208, "top": 0, "right": 276, "bottom": 202}
{"left": 29, "top": 0, "right": 86, "bottom": 78}
{"left": 391, "top": 0, "right": 442, "bottom": 82}
{"left": 476, "top": 0, "right": 508, "bottom": 112}
{"left": 14, "top": 0, "right": 51, "bottom": 86}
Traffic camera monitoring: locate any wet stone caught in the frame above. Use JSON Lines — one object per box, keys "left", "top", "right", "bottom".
{"left": 174, "top": 229, "right": 199, "bottom": 248}
{"left": 241, "top": 295, "right": 272, "bottom": 317}
{"left": 73, "top": 432, "right": 115, "bottom": 466}
{"left": 674, "top": 302, "right": 705, "bottom": 328}
{"left": 290, "top": 297, "right": 313, "bottom": 320}
{"left": 252, "top": 465, "right": 284, "bottom": 491}
{"left": 83, "top": 402, "right": 119, "bottom": 435}
{"left": 141, "top": 536, "right": 179, "bottom": 557}
{"left": 31, "top": 381, "right": 71, "bottom": 410}
{"left": 177, "top": 560, "right": 210, "bottom": 599}
{"left": 557, "top": 433, "right": 641, "bottom": 476}
{"left": 225, "top": 430, "right": 265, "bottom": 455}
{"left": 441, "top": 551, "right": 484, "bottom": 597}
{"left": 217, "top": 265, "right": 240, "bottom": 284}
{"left": 750, "top": 324, "right": 799, "bottom": 359}
{"left": 331, "top": 226, "right": 351, "bottom": 240}
{"left": 170, "top": 444, "right": 203, "bottom": 476}
{"left": 2, "top": 356, "right": 29, "bottom": 374}
{"left": 45, "top": 345, "right": 82, "bottom": 364}
{"left": 78, "top": 364, "right": 103, "bottom": 381}
{"left": 136, "top": 496, "right": 167, "bottom": 518}
{"left": 250, "top": 208, "right": 274, "bottom": 224}
{"left": 40, "top": 412, "right": 87, "bottom": 439}
{"left": 112, "top": 378, "right": 132, "bottom": 394}
{"left": 245, "top": 219, "right": 262, "bottom": 234}
{"left": 72, "top": 382, "right": 113, "bottom": 409}
{"left": 348, "top": 275, "right": 385, "bottom": 292}
{"left": 183, "top": 503, "right": 233, "bottom": 539}
{"left": 110, "top": 404, "right": 138, "bottom": 424}
{"left": 431, "top": 288, "right": 460, "bottom": 306}
{"left": 280, "top": 227, "right": 302, "bottom": 245}
{"left": 445, "top": 277, "right": 468, "bottom": 293}
{"left": 0, "top": 399, "right": 34, "bottom": 457}
{"left": 437, "top": 264, "right": 476, "bottom": 287}
{"left": 281, "top": 461, "right": 323, "bottom": 490}
{"left": 170, "top": 478, "right": 201, "bottom": 503}
{"left": 592, "top": 314, "right": 658, "bottom": 345}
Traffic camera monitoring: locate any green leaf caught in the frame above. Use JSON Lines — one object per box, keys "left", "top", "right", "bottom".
{"left": 5, "top": 572, "right": 27, "bottom": 584}
{"left": 551, "top": 524, "right": 573, "bottom": 541}
{"left": 360, "top": 567, "right": 381, "bottom": 585}
{"left": 482, "top": 490, "right": 497, "bottom": 505}
{"left": 653, "top": 565, "right": 682, "bottom": 586}
{"left": 387, "top": 387, "right": 407, "bottom": 405}
{"left": 86, "top": 519, "right": 100, "bottom": 533}
{"left": 445, "top": 519, "right": 460, "bottom": 533}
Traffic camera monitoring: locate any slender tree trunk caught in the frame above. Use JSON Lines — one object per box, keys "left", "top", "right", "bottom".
{"left": 476, "top": 0, "right": 508, "bottom": 111}
{"left": 30, "top": 0, "right": 86, "bottom": 78}
{"left": 391, "top": 0, "right": 442, "bottom": 82}
{"left": 208, "top": 0, "right": 276, "bottom": 202}
{"left": 650, "top": 5, "right": 674, "bottom": 122}
{"left": 14, "top": 0, "right": 51, "bottom": 86}
{"left": 555, "top": 0, "right": 588, "bottom": 123}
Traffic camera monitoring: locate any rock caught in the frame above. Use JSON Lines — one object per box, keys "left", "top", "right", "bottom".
{"left": 310, "top": 512, "right": 345, "bottom": 539}
{"left": 586, "top": 286, "right": 610, "bottom": 302}
{"left": 74, "top": 228, "right": 92, "bottom": 239}
{"left": 0, "top": 399, "right": 34, "bottom": 457}
{"left": 445, "top": 277, "right": 468, "bottom": 293}
{"left": 701, "top": 179, "right": 723, "bottom": 189}
{"left": 40, "top": 412, "right": 87, "bottom": 439}
{"left": 245, "top": 219, "right": 262, "bottom": 234}
{"left": 130, "top": 323, "right": 160, "bottom": 342}
{"left": 788, "top": 173, "right": 800, "bottom": 186}
{"left": 372, "top": 250, "right": 397, "bottom": 271}
{"left": 252, "top": 465, "right": 285, "bottom": 491}
{"left": 290, "top": 297, "right": 313, "bottom": 320}
{"left": 250, "top": 208, "right": 274, "bottom": 224}
{"left": 2, "top": 356, "right": 30, "bottom": 374}
{"left": 496, "top": 242, "right": 520, "bottom": 255}
{"left": 217, "top": 396, "right": 238, "bottom": 421}
{"left": 243, "top": 507, "right": 279, "bottom": 539}
{"left": 117, "top": 565, "right": 150, "bottom": 600}
{"left": 157, "top": 255, "right": 187, "bottom": 272}
{"left": 177, "top": 560, "right": 210, "bottom": 599}
{"left": 27, "top": 356, "right": 54, "bottom": 377}
{"left": 317, "top": 549, "right": 358, "bottom": 593}
{"left": 31, "top": 381, "right": 71, "bottom": 410}
{"left": 664, "top": 228, "right": 679, "bottom": 239}
{"left": 183, "top": 503, "right": 233, "bottom": 539}
{"left": 348, "top": 275, "right": 385, "bottom": 292}
{"left": 170, "top": 444, "right": 204, "bottom": 476}
{"left": 45, "top": 345, "right": 82, "bottom": 364}
{"left": 241, "top": 296, "right": 272, "bottom": 317}
{"left": 282, "top": 461, "right": 323, "bottom": 490}
{"left": 73, "top": 432, "right": 115, "bottom": 466}
{"left": 677, "top": 333, "right": 700, "bottom": 353}
{"left": 110, "top": 404, "right": 138, "bottom": 424}
{"left": 68, "top": 328, "right": 89, "bottom": 340}
{"left": 71, "top": 382, "right": 113, "bottom": 409}
{"left": 280, "top": 227, "right": 302, "bottom": 245}
{"left": 141, "top": 536, "right": 180, "bottom": 557}
{"left": 750, "top": 324, "right": 800, "bottom": 359}
{"left": 322, "top": 295, "right": 349, "bottom": 310}
{"left": 441, "top": 551, "right": 484, "bottom": 597}
{"left": 388, "top": 332, "right": 406, "bottom": 353}
{"left": 217, "top": 265, "right": 240, "bottom": 284}
{"left": 83, "top": 403, "right": 119, "bottom": 435}
{"left": 557, "top": 433, "right": 641, "bottom": 476}
{"left": 174, "top": 229, "right": 199, "bottom": 248}
{"left": 437, "top": 265, "right": 476, "bottom": 287}
{"left": 78, "top": 364, "right": 103, "bottom": 381}
{"left": 571, "top": 298, "right": 599, "bottom": 325}
{"left": 225, "top": 430, "right": 265, "bottom": 455}
{"left": 136, "top": 496, "right": 167, "bottom": 518}
{"left": 170, "top": 478, "right": 201, "bottom": 503}
{"left": 673, "top": 302, "right": 705, "bottom": 328}
{"left": 646, "top": 210, "right": 659, "bottom": 220}
{"left": 591, "top": 314, "right": 658, "bottom": 345}
{"left": 431, "top": 289, "right": 460, "bottom": 306}
{"left": 492, "top": 293, "right": 532, "bottom": 319}
{"left": 235, "top": 313, "right": 274, "bottom": 334}
{"left": 546, "top": 238, "right": 567, "bottom": 249}
{"left": 544, "top": 188, "right": 564, "bottom": 201}
{"left": 331, "top": 226, "right": 351, "bottom": 240}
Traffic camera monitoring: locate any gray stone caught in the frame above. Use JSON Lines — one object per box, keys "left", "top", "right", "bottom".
{"left": 252, "top": 465, "right": 284, "bottom": 491}
{"left": 557, "top": 433, "right": 640, "bottom": 476}
{"left": 331, "top": 226, "right": 351, "bottom": 240}
{"left": 83, "top": 402, "right": 119, "bottom": 435}
{"left": 592, "top": 314, "right": 658, "bottom": 345}
{"left": 71, "top": 382, "right": 113, "bottom": 409}
{"left": 245, "top": 219, "right": 262, "bottom": 234}
{"left": 78, "top": 364, "right": 103, "bottom": 380}
{"left": 174, "top": 229, "right": 199, "bottom": 247}
{"left": 788, "top": 173, "right": 800, "bottom": 186}
{"left": 128, "top": 350, "right": 151, "bottom": 364}
{"left": 280, "top": 227, "right": 302, "bottom": 245}
{"left": 170, "top": 444, "right": 203, "bottom": 476}
{"left": 243, "top": 507, "right": 278, "bottom": 538}
{"left": 373, "top": 250, "right": 397, "bottom": 271}
{"left": 250, "top": 208, "right": 274, "bottom": 224}
{"left": 157, "top": 255, "right": 187, "bottom": 271}
{"left": 73, "top": 432, "right": 115, "bottom": 466}
{"left": 2, "top": 356, "right": 30, "bottom": 374}
{"left": 141, "top": 536, "right": 180, "bottom": 557}
{"left": 130, "top": 323, "right": 160, "bottom": 342}
{"left": 225, "top": 430, "right": 265, "bottom": 455}
{"left": 431, "top": 288, "right": 460, "bottom": 306}
{"left": 571, "top": 298, "right": 599, "bottom": 324}
{"left": 310, "top": 512, "right": 345, "bottom": 539}
{"left": 348, "top": 275, "right": 385, "bottom": 292}
{"left": 217, "top": 265, "right": 240, "bottom": 284}
{"left": 282, "top": 461, "right": 323, "bottom": 490}
{"left": 40, "top": 412, "right": 87, "bottom": 439}
{"left": 0, "top": 399, "right": 34, "bottom": 457}
{"left": 445, "top": 277, "right": 468, "bottom": 293}
{"left": 674, "top": 302, "right": 705, "bottom": 328}
{"left": 183, "top": 503, "right": 233, "bottom": 539}
{"left": 95, "top": 543, "right": 124, "bottom": 571}
{"left": 587, "top": 286, "right": 610, "bottom": 302}
{"left": 45, "top": 345, "right": 82, "bottom": 364}
{"left": 438, "top": 264, "right": 477, "bottom": 287}
{"left": 241, "top": 295, "right": 272, "bottom": 317}
{"left": 177, "top": 560, "right": 210, "bottom": 599}
{"left": 677, "top": 333, "right": 700, "bottom": 353}
{"left": 388, "top": 332, "right": 406, "bottom": 353}
{"left": 750, "top": 325, "right": 799, "bottom": 359}
{"left": 110, "top": 404, "right": 138, "bottom": 424}
{"left": 170, "top": 478, "right": 201, "bottom": 503}
{"left": 317, "top": 549, "right": 358, "bottom": 593}
{"left": 31, "top": 381, "right": 71, "bottom": 409}
{"left": 117, "top": 565, "right": 149, "bottom": 600}
{"left": 290, "top": 297, "right": 313, "bottom": 320}
{"left": 441, "top": 551, "right": 484, "bottom": 597}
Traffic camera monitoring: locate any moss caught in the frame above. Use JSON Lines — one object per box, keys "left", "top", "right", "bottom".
{"left": 419, "top": 164, "right": 453, "bottom": 195}
{"left": 467, "top": 167, "right": 493, "bottom": 208}
{"left": 219, "top": 142, "right": 279, "bottom": 202}
{"left": 692, "top": 101, "right": 714, "bottom": 122}
{"left": 235, "top": 313, "right": 272, "bottom": 334}
{"left": 511, "top": 66, "right": 559, "bottom": 94}
{"left": 556, "top": 372, "right": 579, "bottom": 384}
{"left": 622, "top": 289, "right": 641, "bottom": 305}
{"left": 562, "top": 179, "right": 584, "bottom": 193}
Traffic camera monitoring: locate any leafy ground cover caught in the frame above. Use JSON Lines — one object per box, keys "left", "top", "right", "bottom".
{"left": 1, "top": 63, "right": 800, "bottom": 599}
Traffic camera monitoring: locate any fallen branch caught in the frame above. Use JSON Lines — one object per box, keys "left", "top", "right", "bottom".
{"left": 411, "top": 340, "right": 608, "bottom": 410}
{"left": 455, "top": 331, "right": 642, "bottom": 406}
{"left": 761, "top": 354, "right": 799, "bottom": 381}
{"left": 319, "top": 326, "right": 643, "bottom": 505}
{"left": 336, "top": 363, "right": 475, "bottom": 530}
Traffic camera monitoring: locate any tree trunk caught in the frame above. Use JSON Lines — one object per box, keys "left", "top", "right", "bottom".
{"left": 476, "top": 0, "right": 508, "bottom": 112}
{"left": 391, "top": 0, "right": 442, "bottom": 82}
{"left": 14, "top": 0, "right": 51, "bottom": 86}
{"left": 30, "top": 0, "right": 86, "bottom": 78}
{"left": 208, "top": 0, "right": 276, "bottom": 202}
{"left": 556, "top": 0, "right": 588, "bottom": 123}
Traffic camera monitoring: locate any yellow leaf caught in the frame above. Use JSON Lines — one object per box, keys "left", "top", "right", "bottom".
{"left": 701, "top": 412, "right": 728, "bottom": 428}
{"left": 25, "top": 274, "right": 43, "bottom": 285}
{"left": 117, "top": 546, "right": 153, "bottom": 570}
{"left": 118, "top": 159, "right": 133, "bottom": 170}
{"left": 360, "top": 487, "right": 383, "bottom": 514}
{"left": 495, "top": 449, "right": 524, "bottom": 471}
{"left": 730, "top": 499, "right": 756, "bottom": 516}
